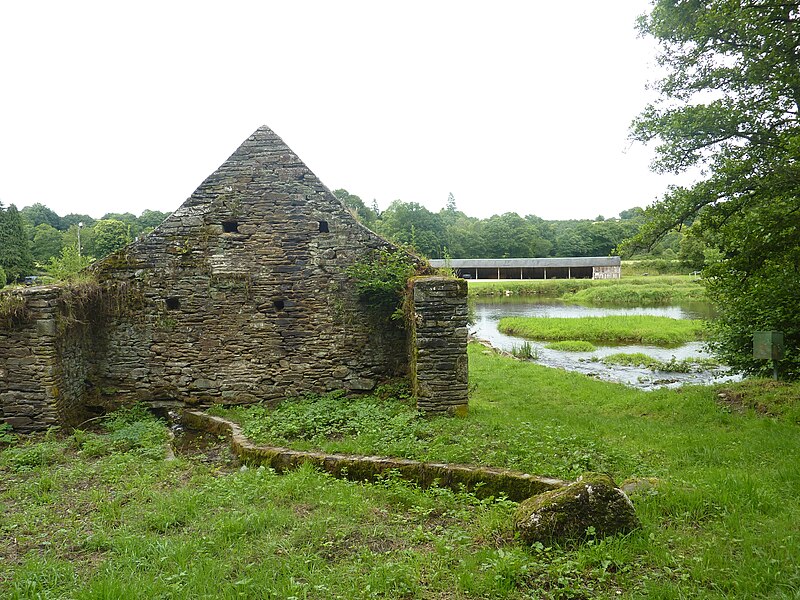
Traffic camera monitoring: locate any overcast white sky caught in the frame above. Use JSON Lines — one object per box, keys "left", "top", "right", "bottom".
{"left": 0, "top": 0, "right": 679, "bottom": 222}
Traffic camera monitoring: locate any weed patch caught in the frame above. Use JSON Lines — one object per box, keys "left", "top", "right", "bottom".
{"left": 545, "top": 340, "right": 597, "bottom": 352}
{"left": 716, "top": 379, "right": 800, "bottom": 423}
{"left": 0, "top": 423, "right": 18, "bottom": 446}
{"left": 596, "top": 352, "right": 721, "bottom": 373}
{"left": 70, "top": 404, "right": 168, "bottom": 459}
{"left": 511, "top": 340, "right": 538, "bottom": 359}
{"left": 216, "top": 383, "right": 627, "bottom": 480}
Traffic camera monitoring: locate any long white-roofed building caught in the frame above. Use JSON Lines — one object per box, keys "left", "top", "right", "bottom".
{"left": 427, "top": 257, "right": 621, "bottom": 280}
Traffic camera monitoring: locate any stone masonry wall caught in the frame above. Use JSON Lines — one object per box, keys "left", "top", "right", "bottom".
{"left": 410, "top": 277, "right": 469, "bottom": 415}
{"left": 0, "top": 285, "right": 101, "bottom": 431}
{"left": 86, "top": 126, "right": 412, "bottom": 410}
{"left": 0, "top": 288, "right": 62, "bottom": 431}
{"left": 2, "top": 126, "right": 469, "bottom": 431}
{"left": 592, "top": 266, "right": 621, "bottom": 279}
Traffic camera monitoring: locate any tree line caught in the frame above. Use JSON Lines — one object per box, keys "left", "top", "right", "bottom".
{"left": 338, "top": 190, "right": 640, "bottom": 259}
{"left": 1, "top": 194, "right": 718, "bottom": 288}
{"left": 0, "top": 202, "right": 169, "bottom": 285}
{"left": 334, "top": 190, "right": 715, "bottom": 267}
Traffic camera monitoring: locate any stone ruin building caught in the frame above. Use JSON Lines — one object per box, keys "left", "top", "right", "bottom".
{"left": 0, "top": 126, "right": 468, "bottom": 432}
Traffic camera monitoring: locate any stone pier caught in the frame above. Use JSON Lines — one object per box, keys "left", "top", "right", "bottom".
{"left": 0, "top": 287, "right": 65, "bottom": 430}
{"left": 409, "top": 277, "right": 469, "bottom": 415}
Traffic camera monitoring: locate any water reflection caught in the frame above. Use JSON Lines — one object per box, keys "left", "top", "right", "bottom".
{"left": 470, "top": 300, "right": 739, "bottom": 390}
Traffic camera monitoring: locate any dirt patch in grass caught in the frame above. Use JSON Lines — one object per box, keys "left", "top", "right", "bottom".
{"left": 716, "top": 379, "right": 800, "bottom": 422}
{"left": 171, "top": 428, "right": 239, "bottom": 471}
{"left": 292, "top": 503, "right": 315, "bottom": 518}
{"left": 319, "top": 529, "right": 410, "bottom": 561}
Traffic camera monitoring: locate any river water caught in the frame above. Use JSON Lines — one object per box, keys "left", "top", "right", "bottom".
{"left": 470, "top": 299, "right": 740, "bottom": 390}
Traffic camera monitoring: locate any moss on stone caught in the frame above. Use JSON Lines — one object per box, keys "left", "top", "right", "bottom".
{"left": 182, "top": 410, "right": 567, "bottom": 504}
{"left": 514, "top": 472, "right": 640, "bottom": 547}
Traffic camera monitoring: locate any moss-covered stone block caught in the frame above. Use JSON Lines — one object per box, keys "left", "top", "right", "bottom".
{"left": 514, "top": 472, "right": 640, "bottom": 546}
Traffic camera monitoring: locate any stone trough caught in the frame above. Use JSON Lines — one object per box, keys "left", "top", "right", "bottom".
{"left": 182, "top": 410, "right": 567, "bottom": 502}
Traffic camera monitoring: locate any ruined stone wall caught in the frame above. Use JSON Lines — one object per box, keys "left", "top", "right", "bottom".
{"left": 1, "top": 126, "right": 469, "bottom": 431}
{"left": 0, "top": 285, "right": 101, "bottom": 431}
{"left": 0, "top": 288, "right": 61, "bottom": 431}
{"left": 410, "top": 277, "right": 469, "bottom": 414}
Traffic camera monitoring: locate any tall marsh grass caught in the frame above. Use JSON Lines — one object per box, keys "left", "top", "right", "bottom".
{"left": 570, "top": 283, "right": 705, "bottom": 305}
{"left": 510, "top": 340, "right": 538, "bottom": 359}
{"left": 498, "top": 315, "right": 705, "bottom": 346}
{"left": 469, "top": 275, "right": 706, "bottom": 305}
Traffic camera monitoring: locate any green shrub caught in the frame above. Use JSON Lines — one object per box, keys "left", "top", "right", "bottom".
{"left": 706, "top": 256, "right": 800, "bottom": 380}
{"left": 45, "top": 245, "right": 94, "bottom": 281}
{"left": 73, "top": 404, "right": 168, "bottom": 459}
{"left": 346, "top": 249, "right": 418, "bottom": 322}
{"left": 0, "top": 266, "right": 6, "bottom": 288}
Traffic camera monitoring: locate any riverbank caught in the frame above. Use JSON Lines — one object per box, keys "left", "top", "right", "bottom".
{"left": 470, "top": 300, "right": 726, "bottom": 389}
{"left": 469, "top": 275, "right": 706, "bottom": 305}
{"left": 2, "top": 347, "right": 798, "bottom": 597}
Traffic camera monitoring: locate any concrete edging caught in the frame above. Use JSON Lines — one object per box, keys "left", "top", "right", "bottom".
{"left": 183, "top": 410, "right": 567, "bottom": 501}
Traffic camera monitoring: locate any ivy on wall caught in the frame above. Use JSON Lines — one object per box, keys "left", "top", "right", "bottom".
{"left": 346, "top": 249, "right": 420, "bottom": 322}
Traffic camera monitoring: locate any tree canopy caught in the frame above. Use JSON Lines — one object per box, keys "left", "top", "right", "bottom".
{"left": 0, "top": 203, "right": 34, "bottom": 282}
{"left": 20, "top": 203, "right": 62, "bottom": 230}
{"left": 630, "top": 0, "right": 800, "bottom": 377}
{"left": 91, "top": 219, "right": 132, "bottom": 258}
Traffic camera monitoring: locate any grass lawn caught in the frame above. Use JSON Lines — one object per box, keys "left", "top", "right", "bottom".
{"left": 498, "top": 315, "right": 705, "bottom": 346}
{"left": 2, "top": 346, "right": 800, "bottom": 598}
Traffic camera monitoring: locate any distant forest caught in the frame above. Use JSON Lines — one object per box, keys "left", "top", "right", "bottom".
{"left": 333, "top": 190, "right": 702, "bottom": 263}
{"left": 0, "top": 193, "right": 710, "bottom": 285}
